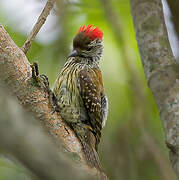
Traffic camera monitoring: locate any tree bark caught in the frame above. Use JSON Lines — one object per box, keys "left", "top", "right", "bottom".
{"left": 0, "top": 24, "right": 83, "bottom": 159}
{"left": 0, "top": 85, "right": 91, "bottom": 180}
{"left": 130, "top": 0, "right": 179, "bottom": 178}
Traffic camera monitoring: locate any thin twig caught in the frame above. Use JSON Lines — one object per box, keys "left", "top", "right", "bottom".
{"left": 21, "top": 0, "right": 55, "bottom": 54}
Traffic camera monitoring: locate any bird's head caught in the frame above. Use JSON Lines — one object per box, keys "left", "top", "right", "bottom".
{"left": 69, "top": 25, "right": 104, "bottom": 62}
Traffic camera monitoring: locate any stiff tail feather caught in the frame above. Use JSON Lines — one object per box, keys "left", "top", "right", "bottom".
{"left": 70, "top": 123, "right": 102, "bottom": 171}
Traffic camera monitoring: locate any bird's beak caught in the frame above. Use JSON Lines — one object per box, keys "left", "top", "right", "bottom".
{"left": 68, "top": 49, "right": 78, "bottom": 58}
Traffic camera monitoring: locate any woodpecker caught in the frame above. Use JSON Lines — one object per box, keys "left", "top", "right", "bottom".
{"left": 53, "top": 25, "right": 108, "bottom": 169}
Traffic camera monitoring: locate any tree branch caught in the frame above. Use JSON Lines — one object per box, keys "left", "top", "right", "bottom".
{"left": 0, "top": 25, "right": 82, "bottom": 158}
{"left": 21, "top": 0, "right": 55, "bottom": 54}
{"left": 130, "top": 0, "right": 179, "bottom": 177}
{"left": 0, "top": 25, "right": 107, "bottom": 179}
{"left": 0, "top": 85, "right": 91, "bottom": 180}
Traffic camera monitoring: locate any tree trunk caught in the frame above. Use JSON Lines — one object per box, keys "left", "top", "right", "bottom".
{"left": 130, "top": 0, "right": 179, "bottom": 178}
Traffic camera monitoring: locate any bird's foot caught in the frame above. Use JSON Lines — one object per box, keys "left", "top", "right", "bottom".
{"left": 31, "top": 62, "right": 59, "bottom": 113}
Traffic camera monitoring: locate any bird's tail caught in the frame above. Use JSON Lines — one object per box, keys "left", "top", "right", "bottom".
{"left": 70, "top": 123, "right": 102, "bottom": 171}
{"left": 81, "top": 138, "right": 102, "bottom": 171}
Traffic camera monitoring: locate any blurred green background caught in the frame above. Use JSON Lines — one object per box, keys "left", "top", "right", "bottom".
{"left": 0, "top": 0, "right": 177, "bottom": 179}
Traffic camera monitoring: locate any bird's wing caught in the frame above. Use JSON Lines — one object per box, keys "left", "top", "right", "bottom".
{"left": 78, "top": 68, "right": 105, "bottom": 149}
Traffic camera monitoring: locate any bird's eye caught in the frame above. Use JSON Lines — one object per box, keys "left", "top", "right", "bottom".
{"left": 87, "top": 47, "right": 92, "bottom": 51}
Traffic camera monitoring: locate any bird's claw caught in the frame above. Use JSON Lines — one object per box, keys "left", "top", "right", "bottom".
{"left": 31, "top": 62, "right": 59, "bottom": 113}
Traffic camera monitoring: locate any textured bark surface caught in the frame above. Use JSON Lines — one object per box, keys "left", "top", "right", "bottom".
{"left": 0, "top": 86, "right": 90, "bottom": 180}
{"left": 130, "top": 0, "right": 179, "bottom": 177}
{"left": 0, "top": 25, "right": 82, "bottom": 155}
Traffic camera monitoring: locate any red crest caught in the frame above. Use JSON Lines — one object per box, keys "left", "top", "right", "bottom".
{"left": 78, "top": 25, "right": 103, "bottom": 40}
